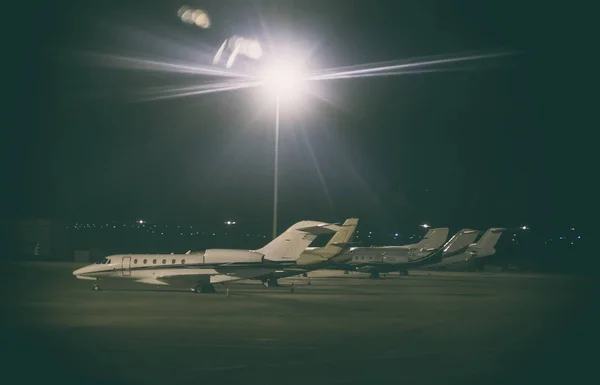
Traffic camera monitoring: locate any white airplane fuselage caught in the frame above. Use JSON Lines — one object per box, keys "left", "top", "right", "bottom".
{"left": 73, "top": 253, "right": 297, "bottom": 285}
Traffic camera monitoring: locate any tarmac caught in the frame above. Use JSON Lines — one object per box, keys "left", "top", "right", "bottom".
{"left": 0, "top": 262, "right": 596, "bottom": 385}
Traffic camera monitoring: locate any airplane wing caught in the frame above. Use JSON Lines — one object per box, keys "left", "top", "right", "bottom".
{"left": 149, "top": 266, "right": 285, "bottom": 287}
{"left": 134, "top": 278, "right": 170, "bottom": 286}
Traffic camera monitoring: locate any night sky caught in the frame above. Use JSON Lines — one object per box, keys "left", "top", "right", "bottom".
{"left": 4, "top": 1, "right": 584, "bottom": 233}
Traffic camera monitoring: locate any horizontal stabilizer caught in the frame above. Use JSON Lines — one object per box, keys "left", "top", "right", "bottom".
{"left": 256, "top": 220, "right": 328, "bottom": 261}
{"left": 296, "top": 223, "right": 340, "bottom": 235}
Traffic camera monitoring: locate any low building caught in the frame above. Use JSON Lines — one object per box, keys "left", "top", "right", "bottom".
{"left": 8, "top": 219, "right": 69, "bottom": 260}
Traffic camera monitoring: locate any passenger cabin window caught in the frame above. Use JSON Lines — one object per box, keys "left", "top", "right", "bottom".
{"left": 172, "top": 259, "right": 176, "bottom": 264}
{"left": 134, "top": 259, "right": 138, "bottom": 264}
{"left": 153, "top": 259, "right": 157, "bottom": 264}
{"left": 143, "top": 259, "right": 147, "bottom": 264}
{"left": 181, "top": 259, "right": 186, "bottom": 264}
{"left": 162, "top": 259, "right": 166, "bottom": 264}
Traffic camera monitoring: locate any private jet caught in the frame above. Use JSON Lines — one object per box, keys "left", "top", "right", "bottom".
{"left": 72, "top": 220, "right": 347, "bottom": 293}
{"left": 424, "top": 228, "right": 506, "bottom": 270}
{"left": 336, "top": 227, "right": 451, "bottom": 278}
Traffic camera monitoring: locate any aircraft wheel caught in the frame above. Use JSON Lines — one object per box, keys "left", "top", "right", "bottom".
{"left": 263, "top": 278, "right": 280, "bottom": 288}
{"left": 93, "top": 284, "right": 100, "bottom": 291}
{"left": 194, "top": 284, "right": 216, "bottom": 293}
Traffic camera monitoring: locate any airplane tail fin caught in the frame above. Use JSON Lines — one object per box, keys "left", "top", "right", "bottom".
{"left": 256, "top": 220, "right": 334, "bottom": 262}
{"left": 297, "top": 218, "right": 359, "bottom": 265}
{"left": 442, "top": 229, "right": 480, "bottom": 256}
{"left": 475, "top": 228, "right": 505, "bottom": 249}
{"left": 416, "top": 228, "right": 449, "bottom": 250}
{"left": 323, "top": 218, "right": 359, "bottom": 252}
{"left": 470, "top": 228, "right": 505, "bottom": 257}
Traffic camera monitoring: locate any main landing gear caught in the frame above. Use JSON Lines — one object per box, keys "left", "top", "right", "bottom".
{"left": 399, "top": 269, "right": 409, "bottom": 276}
{"left": 369, "top": 271, "right": 381, "bottom": 279}
{"left": 193, "top": 283, "right": 216, "bottom": 293}
{"left": 93, "top": 284, "right": 101, "bottom": 291}
{"left": 262, "top": 278, "right": 280, "bottom": 287}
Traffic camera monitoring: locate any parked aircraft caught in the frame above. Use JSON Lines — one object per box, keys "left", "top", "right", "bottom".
{"left": 424, "top": 228, "right": 505, "bottom": 270}
{"left": 337, "top": 227, "right": 450, "bottom": 278}
{"left": 72, "top": 220, "right": 345, "bottom": 293}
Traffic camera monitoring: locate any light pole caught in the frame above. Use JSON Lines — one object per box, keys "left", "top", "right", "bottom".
{"left": 260, "top": 57, "right": 305, "bottom": 239}
{"left": 272, "top": 95, "right": 280, "bottom": 239}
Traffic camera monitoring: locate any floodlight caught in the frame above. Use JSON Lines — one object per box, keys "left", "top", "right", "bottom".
{"left": 260, "top": 58, "right": 305, "bottom": 100}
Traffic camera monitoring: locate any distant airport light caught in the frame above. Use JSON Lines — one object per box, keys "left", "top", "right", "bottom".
{"left": 394, "top": 233, "right": 399, "bottom": 237}
{"left": 520, "top": 225, "right": 529, "bottom": 230}
{"left": 225, "top": 221, "right": 236, "bottom": 225}
{"left": 570, "top": 227, "right": 575, "bottom": 231}
{"left": 578, "top": 235, "right": 581, "bottom": 239}
{"left": 138, "top": 220, "right": 144, "bottom": 224}
{"left": 421, "top": 224, "right": 430, "bottom": 228}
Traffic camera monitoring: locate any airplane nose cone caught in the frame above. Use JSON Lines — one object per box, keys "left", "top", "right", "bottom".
{"left": 73, "top": 267, "right": 85, "bottom": 276}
